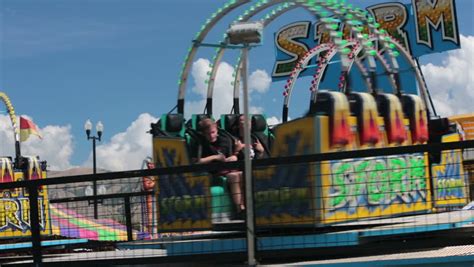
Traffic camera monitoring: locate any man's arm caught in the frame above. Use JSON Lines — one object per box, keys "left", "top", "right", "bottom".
{"left": 197, "top": 154, "right": 225, "bottom": 164}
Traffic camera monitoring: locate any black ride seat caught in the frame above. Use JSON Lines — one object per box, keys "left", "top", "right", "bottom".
{"left": 309, "top": 91, "right": 351, "bottom": 147}
{"left": 376, "top": 94, "right": 407, "bottom": 144}
{"left": 150, "top": 113, "right": 185, "bottom": 138}
{"left": 401, "top": 94, "right": 428, "bottom": 144}
{"left": 219, "top": 114, "right": 240, "bottom": 136}
{"left": 251, "top": 114, "right": 272, "bottom": 158}
{"left": 348, "top": 92, "right": 382, "bottom": 145}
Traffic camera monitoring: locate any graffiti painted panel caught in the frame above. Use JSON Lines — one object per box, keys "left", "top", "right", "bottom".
{"left": 153, "top": 138, "right": 212, "bottom": 232}
{"left": 432, "top": 134, "right": 468, "bottom": 206}
{"left": 254, "top": 117, "right": 318, "bottom": 226}
{"left": 321, "top": 154, "right": 432, "bottom": 224}
{"left": 157, "top": 173, "right": 210, "bottom": 231}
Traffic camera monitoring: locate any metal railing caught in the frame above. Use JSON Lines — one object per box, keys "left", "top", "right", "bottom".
{"left": 0, "top": 140, "right": 473, "bottom": 266}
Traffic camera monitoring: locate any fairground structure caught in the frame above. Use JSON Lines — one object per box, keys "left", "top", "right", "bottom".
{"left": 1, "top": 0, "right": 474, "bottom": 266}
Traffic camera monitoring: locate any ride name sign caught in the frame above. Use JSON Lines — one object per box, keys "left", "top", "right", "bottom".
{"left": 272, "top": 0, "right": 460, "bottom": 94}
{"left": 0, "top": 157, "right": 52, "bottom": 238}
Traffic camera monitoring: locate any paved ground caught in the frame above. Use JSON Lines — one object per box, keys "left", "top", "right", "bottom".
{"left": 261, "top": 245, "right": 474, "bottom": 266}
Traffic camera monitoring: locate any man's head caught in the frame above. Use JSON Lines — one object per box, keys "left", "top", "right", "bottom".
{"left": 199, "top": 118, "right": 218, "bottom": 142}
{"left": 239, "top": 115, "right": 251, "bottom": 132}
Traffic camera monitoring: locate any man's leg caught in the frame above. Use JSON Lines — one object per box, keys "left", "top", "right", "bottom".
{"left": 227, "top": 171, "right": 245, "bottom": 212}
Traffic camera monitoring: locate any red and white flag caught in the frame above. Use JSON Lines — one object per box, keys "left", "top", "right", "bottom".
{"left": 20, "top": 116, "right": 42, "bottom": 142}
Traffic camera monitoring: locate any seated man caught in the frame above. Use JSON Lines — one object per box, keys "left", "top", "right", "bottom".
{"left": 195, "top": 118, "right": 245, "bottom": 214}
{"left": 232, "top": 115, "right": 268, "bottom": 160}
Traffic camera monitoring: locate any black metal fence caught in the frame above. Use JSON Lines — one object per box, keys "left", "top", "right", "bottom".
{"left": 0, "top": 140, "right": 473, "bottom": 266}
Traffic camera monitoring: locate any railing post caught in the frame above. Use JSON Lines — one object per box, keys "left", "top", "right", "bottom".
{"left": 93, "top": 137, "right": 99, "bottom": 220}
{"left": 29, "top": 183, "right": 42, "bottom": 266}
{"left": 242, "top": 43, "right": 257, "bottom": 266}
{"left": 124, "top": 197, "right": 133, "bottom": 241}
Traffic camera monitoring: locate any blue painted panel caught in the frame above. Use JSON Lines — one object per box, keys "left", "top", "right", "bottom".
{"left": 0, "top": 239, "right": 88, "bottom": 251}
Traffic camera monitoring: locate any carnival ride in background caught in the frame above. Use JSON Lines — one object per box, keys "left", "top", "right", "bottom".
{"left": 1, "top": 92, "right": 136, "bottom": 242}
{"left": 150, "top": 0, "right": 471, "bottom": 232}
{"left": 0, "top": 92, "right": 51, "bottom": 239}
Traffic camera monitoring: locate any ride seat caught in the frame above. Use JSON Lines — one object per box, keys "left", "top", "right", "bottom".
{"left": 311, "top": 91, "right": 352, "bottom": 147}
{"left": 150, "top": 113, "right": 185, "bottom": 138}
{"left": 219, "top": 114, "right": 240, "bottom": 136}
{"left": 401, "top": 94, "right": 429, "bottom": 144}
{"left": 185, "top": 114, "right": 212, "bottom": 159}
{"left": 376, "top": 94, "right": 407, "bottom": 144}
{"left": 251, "top": 114, "right": 272, "bottom": 157}
{"left": 348, "top": 92, "right": 382, "bottom": 145}
{"left": 187, "top": 114, "right": 212, "bottom": 131}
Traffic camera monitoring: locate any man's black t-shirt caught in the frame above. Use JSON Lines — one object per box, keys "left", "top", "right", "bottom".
{"left": 201, "top": 135, "right": 233, "bottom": 159}
{"left": 200, "top": 134, "right": 236, "bottom": 177}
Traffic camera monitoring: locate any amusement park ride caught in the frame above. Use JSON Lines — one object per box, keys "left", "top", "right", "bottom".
{"left": 0, "top": 92, "right": 51, "bottom": 238}
{"left": 150, "top": 0, "right": 471, "bottom": 232}
{"left": 0, "top": 0, "right": 473, "bottom": 264}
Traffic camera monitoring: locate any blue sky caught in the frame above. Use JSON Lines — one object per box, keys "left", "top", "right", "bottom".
{"left": 1, "top": 0, "right": 473, "bottom": 171}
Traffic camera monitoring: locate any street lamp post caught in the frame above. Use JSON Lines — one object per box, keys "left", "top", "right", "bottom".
{"left": 84, "top": 119, "right": 103, "bottom": 220}
{"left": 226, "top": 21, "right": 263, "bottom": 266}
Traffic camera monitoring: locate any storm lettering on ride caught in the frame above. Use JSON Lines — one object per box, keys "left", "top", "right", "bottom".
{"left": 327, "top": 155, "right": 428, "bottom": 213}
{"left": 367, "top": 2, "right": 410, "bottom": 52}
{"left": 314, "top": 19, "right": 354, "bottom": 46}
{"left": 159, "top": 195, "right": 206, "bottom": 216}
{"left": 413, "top": 0, "right": 458, "bottom": 48}
{"left": 434, "top": 150, "right": 466, "bottom": 201}
{"left": 255, "top": 188, "right": 310, "bottom": 217}
{"left": 272, "top": 21, "right": 310, "bottom": 78}
{"left": 367, "top": 159, "right": 390, "bottom": 205}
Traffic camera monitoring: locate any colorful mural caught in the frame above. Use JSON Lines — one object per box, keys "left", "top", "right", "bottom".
{"left": 50, "top": 204, "right": 137, "bottom": 241}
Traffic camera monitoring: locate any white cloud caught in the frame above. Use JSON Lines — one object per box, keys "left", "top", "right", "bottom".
{"left": 189, "top": 58, "right": 212, "bottom": 98}
{"left": 421, "top": 35, "right": 474, "bottom": 117}
{"left": 249, "top": 69, "right": 271, "bottom": 94}
{"left": 0, "top": 115, "right": 19, "bottom": 157}
{"left": 0, "top": 114, "right": 74, "bottom": 170}
{"left": 85, "top": 113, "right": 156, "bottom": 171}
{"left": 186, "top": 58, "right": 272, "bottom": 119}
{"left": 249, "top": 106, "right": 264, "bottom": 114}
{"left": 187, "top": 58, "right": 236, "bottom": 118}
{"left": 266, "top": 116, "right": 289, "bottom": 127}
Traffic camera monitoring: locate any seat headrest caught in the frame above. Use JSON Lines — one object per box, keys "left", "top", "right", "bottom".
{"left": 223, "top": 114, "right": 239, "bottom": 132}
{"left": 165, "top": 114, "right": 184, "bottom": 133}
{"left": 252, "top": 115, "right": 267, "bottom": 132}
{"left": 311, "top": 91, "right": 349, "bottom": 116}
